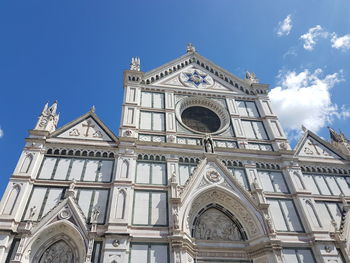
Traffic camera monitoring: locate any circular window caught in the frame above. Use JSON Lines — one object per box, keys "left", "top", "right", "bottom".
{"left": 181, "top": 106, "right": 220, "bottom": 133}
{"left": 175, "top": 97, "right": 230, "bottom": 135}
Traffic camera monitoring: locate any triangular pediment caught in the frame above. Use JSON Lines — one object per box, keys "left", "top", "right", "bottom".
{"left": 50, "top": 111, "right": 118, "bottom": 144}
{"left": 31, "top": 195, "right": 89, "bottom": 240}
{"left": 295, "top": 129, "right": 345, "bottom": 160}
{"left": 179, "top": 156, "right": 256, "bottom": 207}
{"left": 143, "top": 51, "right": 268, "bottom": 95}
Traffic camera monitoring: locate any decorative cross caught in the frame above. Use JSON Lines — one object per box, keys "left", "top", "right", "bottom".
{"left": 82, "top": 120, "right": 95, "bottom": 137}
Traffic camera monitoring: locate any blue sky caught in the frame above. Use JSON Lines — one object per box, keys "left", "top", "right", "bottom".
{"left": 0, "top": 0, "right": 350, "bottom": 195}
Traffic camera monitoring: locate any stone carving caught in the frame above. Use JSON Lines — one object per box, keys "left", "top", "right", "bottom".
{"left": 124, "top": 129, "right": 132, "bottom": 136}
{"left": 245, "top": 71, "right": 259, "bottom": 84}
{"left": 29, "top": 205, "right": 37, "bottom": 220}
{"left": 69, "top": 179, "right": 76, "bottom": 191}
{"left": 69, "top": 128, "right": 80, "bottom": 136}
{"left": 82, "top": 120, "right": 95, "bottom": 137}
{"left": 91, "top": 207, "right": 101, "bottom": 223}
{"left": 188, "top": 190, "right": 259, "bottom": 237}
{"left": 173, "top": 205, "right": 180, "bottom": 229}
{"left": 186, "top": 43, "right": 196, "bottom": 53}
{"left": 206, "top": 170, "right": 221, "bottom": 183}
{"left": 112, "top": 240, "right": 120, "bottom": 247}
{"left": 93, "top": 130, "right": 103, "bottom": 138}
{"left": 39, "top": 240, "right": 74, "bottom": 263}
{"left": 179, "top": 69, "right": 214, "bottom": 89}
{"left": 193, "top": 208, "right": 242, "bottom": 241}
{"left": 130, "top": 57, "right": 140, "bottom": 71}
{"left": 58, "top": 209, "right": 71, "bottom": 220}
{"left": 202, "top": 134, "right": 214, "bottom": 153}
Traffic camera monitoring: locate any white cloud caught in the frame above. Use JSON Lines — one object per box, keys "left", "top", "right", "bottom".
{"left": 0, "top": 127, "right": 3, "bottom": 138}
{"left": 277, "top": 15, "right": 292, "bottom": 36}
{"left": 331, "top": 33, "right": 350, "bottom": 51}
{"left": 269, "top": 69, "right": 349, "bottom": 137}
{"left": 300, "top": 25, "right": 329, "bottom": 50}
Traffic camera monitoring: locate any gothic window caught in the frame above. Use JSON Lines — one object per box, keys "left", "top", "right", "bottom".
{"left": 267, "top": 199, "right": 304, "bottom": 232}
{"left": 192, "top": 207, "right": 246, "bottom": 241}
{"left": 132, "top": 191, "right": 168, "bottom": 226}
{"left": 38, "top": 157, "right": 114, "bottom": 183}
{"left": 24, "top": 187, "right": 64, "bottom": 221}
{"left": 135, "top": 161, "right": 167, "bottom": 185}
{"left": 241, "top": 120, "right": 268, "bottom": 140}
{"left": 39, "top": 240, "right": 74, "bottom": 263}
{"left": 302, "top": 174, "right": 350, "bottom": 196}
{"left": 3, "top": 184, "right": 20, "bottom": 215}
{"left": 315, "top": 201, "right": 343, "bottom": 230}
{"left": 139, "top": 111, "right": 165, "bottom": 131}
{"left": 20, "top": 154, "right": 33, "bottom": 173}
{"left": 129, "top": 243, "right": 169, "bottom": 263}
{"left": 282, "top": 248, "right": 316, "bottom": 263}
{"left": 141, "top": 92, "right": 165, "bottom": 109}
{"left": 258, "top": 170, "right": 289, "bottom": 193}
{"left": 236, "top": 100, "right": 260, "bottom": 117}
{"left": 76, "top": 188, "right": 109, "bottom": 224}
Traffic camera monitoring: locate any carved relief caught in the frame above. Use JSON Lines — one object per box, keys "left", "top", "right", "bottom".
{"left": 193, "top": 208, "right": 243, "bottom": 241}
{"left": 38, "top": 240, "right": 74, "bottom": 263}
{"left": 188, "top": 190, "right": 260, "bottom": 237}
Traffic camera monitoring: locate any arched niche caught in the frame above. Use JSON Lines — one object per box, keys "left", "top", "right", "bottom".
{"left": 183, "top": 188, "right": 265, "bottom": 239}
{"left": 192, "top": 204, "right": 247, "bottom": 241}
{"left": 20, "top": 154, "right": 33, "bottom": 173}
{"left": 2, "top": 184, "right": 20, "bottom": 215}
{"left": 116, "top": 189, "right": 126, "bottom": 219}
{"left": 22, "top": 221, "right": 87, "bottom": 263}
{"left": 120, "top": 160, "right": 129, "bottom": 178}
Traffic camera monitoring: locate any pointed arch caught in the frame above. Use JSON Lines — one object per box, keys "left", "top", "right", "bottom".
{"left": 305, "top": 200, "right": 322, "bottom": 228}
{"left": 182, "top": 187, "right": 265, "bottom": 239}
{"left": 293, "top": 171, "right": 306, "bottom": 190}
{"left": 116, "top": 189, "right": 126, "bottom": 219}
{"left": 2, "top": 184, "right": 20, "bottom": 215}
{"left": 22, "top": 220, "right": 87, "bottom": 263}
{"left": 20, "top": 154, "right": 33, "bottom": 173}
{"left": 121, "top": 160, "right": 129, "bottom": 178}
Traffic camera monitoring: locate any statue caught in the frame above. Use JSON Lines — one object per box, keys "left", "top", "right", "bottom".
{"left": 170, "top": 171, "right": 177, "bottom": 184}
{"left": 245, "top": 71, "right": 259, "bottom": 84}
{"left": 69, "top": 179, "right": 76, "bottom": 191}
{"left": 186, "top": 43, "right": 196, "bottom": 53}
{"left": 29, "top": 206, "right": 37, "bottom": 220}
{"left": 91, "top": 207, "right": 101, "bottom": 223}
{"left": 173, "top": 206, "right": 179, "bottom": 229}
{"left": 130, "top": 57, "right": 140, "bottom": 71}
{"left": 202, "top": 134, "right": 214, "bottom": 153}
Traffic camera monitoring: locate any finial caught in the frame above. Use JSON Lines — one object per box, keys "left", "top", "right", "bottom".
{"left": 186, "top": 43, "right": 196, "bottom": 53}
{"left": 130, "top": 57, "right": 141, "bottom": 71}
{"left": 90, "top": 105, "right": 95, "bottom": 113}
{"left": 301, "top": 125, "right": 307, "bottom": 132}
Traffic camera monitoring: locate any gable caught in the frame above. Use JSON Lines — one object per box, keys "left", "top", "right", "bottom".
{"left": 297, "top": 135, "right": 343, "bottom": 160}
{"left": 155, "top": 65, "right": 246, "bottom": 94}
{"left": 57, "top": 117, "right": 112, "bottom": 141}
{"left": 50, "top": 111, "right": 118, "bottom": 143}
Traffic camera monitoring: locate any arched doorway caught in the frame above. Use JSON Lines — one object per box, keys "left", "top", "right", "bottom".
{"left": 192, "top": 203, "right": 247, "bottom": 241}
{"left": 38, "top": 240, "right": 74, "bottom": 263}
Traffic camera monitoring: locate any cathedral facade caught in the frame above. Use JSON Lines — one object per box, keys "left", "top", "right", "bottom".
{"left": 0, "top": 44, "right": 350, "bottom": 263}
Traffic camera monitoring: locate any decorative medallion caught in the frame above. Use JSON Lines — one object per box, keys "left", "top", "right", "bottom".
{"left": 206, "top": 170, "right": 222, "bottom": 183}
{"left": 58, "top": 208, "right": 72, "bottom": 220}
{"left": 180, "top": 69, "right": 214, "bottom": 89}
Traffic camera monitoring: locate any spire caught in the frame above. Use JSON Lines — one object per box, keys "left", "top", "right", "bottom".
{"left": 186, "top": 43, "right": 196, "bottom": 53}
{"left": 328, "top": 126, "right": 350, "bottom": 156}
{"left": 34, "top": 101, "right": 59, "bottom": 133}
{"left": 130, "top": 57, "right": 140, "bottom": 71}
{"left": 328, "top": 126, "right": 343, "bottom": 143}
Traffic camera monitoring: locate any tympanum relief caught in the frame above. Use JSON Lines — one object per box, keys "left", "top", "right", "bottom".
{"left": 39, "top": 240, "right": 74, "bottom": 263}
{"left": 193, "top": 208, "right": 243, "bottom": 241}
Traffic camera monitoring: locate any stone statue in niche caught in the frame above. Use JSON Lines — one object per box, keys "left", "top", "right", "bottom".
{"left": 193, "top": 208, "right": 242, "bottom": 241}
{"left": 202, "top": 134, "right": 214, "bottom": 153}
{"left": 39, "top": 240, "right": 74, "bottom": 263}
{"left": 91, "top": 207, "right": 101, "bottom": 223}
{"left": 29, "top": 206, "right": 37, "bottom": 220}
